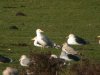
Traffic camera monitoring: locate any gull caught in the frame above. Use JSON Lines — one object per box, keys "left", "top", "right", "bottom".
{"left": 0, "top": 55, "right": 13, "bottom": 63}
{"left": 36, "top": 29, "right": 53, "bottom": 48}
{"left": 67, "top": 34, "right": 88, "bottom": 45}
{"left": 34, "top": 29, "right": 61, "bottom": 49}
{"left": 32, "top": 36, "right": 61, "bottom": 49}
{"left": 3, "top": 67, "right": 18, "bottom": 75}
{"left": 19, "top": 55, "right": 31, "bottom": 67}
{"left": 62, "top": 42, "right": 77, "bottom": 55}
{"left": 97, "top": 36, "right": 100, "bottom": 44}
{"left": 50, "top": 49, "right": 80, "bottom": 66}
{"left": 60, "top": 50, "right": 80, "bottom": 65}
{"left": 31, "top": 36, "right": 43, "bottom": 48}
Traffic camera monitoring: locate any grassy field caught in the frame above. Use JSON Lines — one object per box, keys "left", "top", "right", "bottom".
{"left": 0, "top": 0, "right": 100, "bottom": 75}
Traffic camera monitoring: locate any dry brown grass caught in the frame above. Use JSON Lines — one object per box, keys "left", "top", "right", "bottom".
{"left": 19, "top": 52, "right": 100, "bottom": 75}
{"left": 70, "top": 58, "right": 100, "bottom": 75}
{"left": 19, "top": 51, "right": 66, "bottom": 75}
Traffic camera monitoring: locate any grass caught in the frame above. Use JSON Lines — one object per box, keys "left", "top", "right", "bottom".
{"left": 0, "top": 0, "right": 100, "bottom": 75}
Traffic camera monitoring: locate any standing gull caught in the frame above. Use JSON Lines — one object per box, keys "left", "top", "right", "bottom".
{"left": 19, "top": 55, "right": 31, "bottom": 67}
{"left": 0, "top": 55, "right": 12, "bottom": 63}
{"left": 34, "top": 29, "right": 61, "bottom": 49}
{"left": 67, "top": 34, "right": 88, "bottom": 45}
{"left": 3, "top": 67, "right": 18, "bottom": 75}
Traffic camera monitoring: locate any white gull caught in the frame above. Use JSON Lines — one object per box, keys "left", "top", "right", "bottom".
{"left": 19, "top": 55, "right": 31, "bottom": 67}
{"left": 34, "top": 29, "right": 61, "bottom": 49}
{"left": 67, "top": 34, "right": 88, "bottom": 45}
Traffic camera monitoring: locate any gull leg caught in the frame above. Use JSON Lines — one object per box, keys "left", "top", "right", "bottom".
{"left": 41, "top": 46, "right": 44, "bottom": 50}
{"left": 67, "top": 62, "right": 71, "bottom": 66}
{"left": 42, "top": 46, "right": 44, "bottom": 50}
{"left": 56, "top": 71, "right": 58, "bottom": 75}
{"left": 41, "top": 47, "right": 43, "bottom": 50}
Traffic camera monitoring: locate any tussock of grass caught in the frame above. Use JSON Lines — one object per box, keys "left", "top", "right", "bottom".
{"left": 19, "top": 51, "right": 66, "bottom": 75}
{"left": 70, "top": 59, "right": 100, "bottom": 75}
{"left": 19, "top": 52, "right": 100, "bottom": 75}
{"left": 9, "top": 25, "right": 19, "bottom": 30}
{"left": 16, "top": 12, "right": 26, "bottom": 16}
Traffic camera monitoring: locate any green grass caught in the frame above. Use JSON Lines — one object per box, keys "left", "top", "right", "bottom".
{"left": 0, "top": 0, "right": 100, "bottom": 74}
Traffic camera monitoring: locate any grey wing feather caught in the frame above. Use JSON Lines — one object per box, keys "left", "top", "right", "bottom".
{"left": 22, "top": 58, "right": 30, "bottom": 65}
{"left": 41, "top": 35, "right": 54, "bottom": 47}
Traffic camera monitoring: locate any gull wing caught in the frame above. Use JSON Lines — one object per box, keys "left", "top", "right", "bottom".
{"left": 67, "top": 54, "right": 80, "bottom": 61}
{"left": 75, "top": 35, "right": 87, "bottom": 45}
{"left": 0, "top": 55, "right": 12, "bottom": 63}
{"left": 41, "top": 35, "right": 54, "bottom": 47}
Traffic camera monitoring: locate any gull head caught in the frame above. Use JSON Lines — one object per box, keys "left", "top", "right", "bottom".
{"left": 62, "top": 42, "right": 69, "bottom": 47}
{"left": 66, "top": 33, "right": 74, "bottom": 38}
{"left": 62, "top": 42, "right": 67, "bottom": 46}
{"left": 19, "top": 55, "right": 27, "bottom": 61}
{"left": 68, "top": 34, "right": 75, "bottom": 38}
{"left": 36, "top": 29, "right": 44, "bottom": 33}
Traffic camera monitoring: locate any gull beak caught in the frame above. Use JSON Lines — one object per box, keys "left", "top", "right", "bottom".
{"left": 19, "top": 59, "right": 21, "bottom": 61}
{"left": 40, "top": 30, "right": 44, "bottom": 32}
{"left": 66, "top": 36, "right": 68, "bottom": 38}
